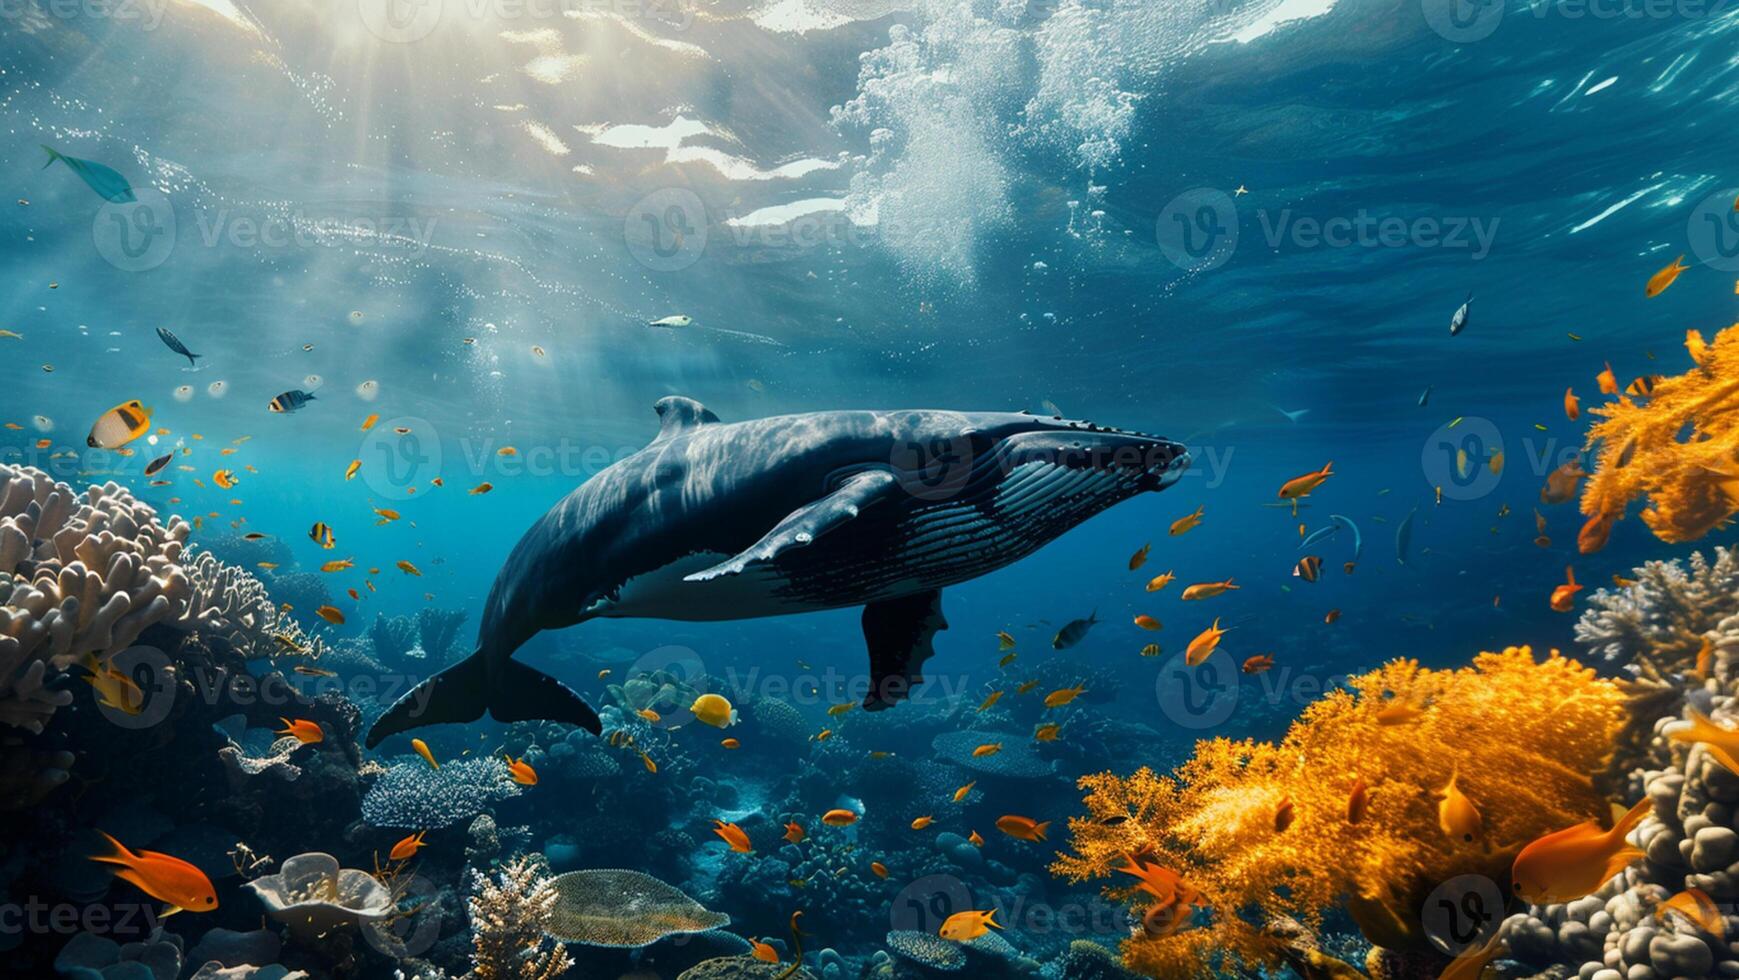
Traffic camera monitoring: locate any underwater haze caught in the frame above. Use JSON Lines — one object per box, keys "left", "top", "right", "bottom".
{"left": 7, "top": 1, "right": 1739, "bottom": 979}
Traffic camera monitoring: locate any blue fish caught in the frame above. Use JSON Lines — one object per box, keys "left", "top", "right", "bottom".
{"left": 155, "top": 327, "right": 201, "bottom": 368}
{"left": 41, "top": 145, "right": 135, "bottom": 204}
{"left": 268, "top": 390, "right": 317, "bottom": 414}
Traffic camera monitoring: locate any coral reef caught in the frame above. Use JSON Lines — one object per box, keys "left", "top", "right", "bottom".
{"left": 467, "top": 857, "right": 573, "bottom": 980}
{"left": 1054, "top": 647, "right": 1627, "bottom": 978}
{"left": 243, "top": 852, "right": 394, "bottom": 941}
{"left": 1501, "top": 550, "right": 1739, "bottom": 979}
{"left": 360, "top": 756, "right": 523, "bottom": 829}
{"left": 1581, "top": 323, "right": 1739, "bottom": 549}
{"left": 183, "top": 550, "right": 313, "bottom": 660}
{"left": 0, "top": 464, "right": 194, "bottom": 732}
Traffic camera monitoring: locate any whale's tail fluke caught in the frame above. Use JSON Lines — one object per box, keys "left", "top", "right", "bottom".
{"left": 364, "top": 648, "right": 601, "bottom": 748}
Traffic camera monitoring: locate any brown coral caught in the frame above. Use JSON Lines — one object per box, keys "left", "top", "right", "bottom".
{"left": 1580, "top": 323, "right": 1739, "bottom": 549}
{"left": 468, "top": 857, "right": 573, "bottom": 980}
{"left": 1052, "top": 647, "right": 1626, "bottom": 979}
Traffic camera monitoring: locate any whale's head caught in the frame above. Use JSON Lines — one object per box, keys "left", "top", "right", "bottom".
{"left": 881, "top": 410, "right": 1191, "bottom": 510}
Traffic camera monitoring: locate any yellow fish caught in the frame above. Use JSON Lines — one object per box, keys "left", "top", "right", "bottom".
{"left": 345, "top": 460, "right": 361, "bottom": 481}
{"left": 1645, "top": 253, "right": 1688, "bottom": 297}
{"left": 1144, "top": 570, "right": 1175, "bottom": 592}
{"left": 1185, "top": 618, "right": 1227, "bottom": 666}
{"left": 938, "top": 909, "right": 1000, "bottom": 942}
{"left": 1043, "top": 685, "right": 1085, "bottom": 709}
{"left": 1655, "top": 887, "right": 1724, "bottom": 939}
{"left": 411, "top": 738, "right": 439, "bottom": 769}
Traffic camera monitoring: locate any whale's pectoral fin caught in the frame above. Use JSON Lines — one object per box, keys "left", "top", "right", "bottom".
{"left": 861, "top": 589, "right": 947, "bottom": 711}
{"left": 684, "top": 469, "right": 897, "bottom": 582}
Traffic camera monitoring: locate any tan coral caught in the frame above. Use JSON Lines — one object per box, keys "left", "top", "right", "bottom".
{"left": 0, "top": 465, "right": 193, "bottom": 732}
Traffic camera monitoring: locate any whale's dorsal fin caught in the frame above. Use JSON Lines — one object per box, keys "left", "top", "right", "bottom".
{"left": 652, "top": 396, "right": 720, "bottom": 442}
{"left": 684, "top": 469, "right": 897, "bottom": 582}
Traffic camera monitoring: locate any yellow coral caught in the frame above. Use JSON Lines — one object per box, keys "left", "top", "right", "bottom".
{"left": 1581, "top": 323, "right": 1739, "bottom": 548}
{"left": 1052, "top": 647, "right": 1625, "bottom": 979}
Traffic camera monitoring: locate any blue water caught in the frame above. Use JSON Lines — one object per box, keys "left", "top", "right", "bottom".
{"left": 4, "top": 0, "right": 1738, "bottom": 974}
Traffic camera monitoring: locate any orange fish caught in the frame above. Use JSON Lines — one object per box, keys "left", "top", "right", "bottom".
{"left": 1132, "top": 614, "right": 1162, "bottom": 631}
{"left": 822, "top": 809, "right": 859, "bottom": 827}
{"left": 1241, "top": 654, "right": 1274, "bottom": 674}
{"left": 89, "top": 831, "right": 218, "bottom": 914}
{"left": 1185, "top": 618, "right": 1227, "bottom": 666}
{"left": 1668, "top": 708, "right": 1739, "bottom": 774}
{"left": 1696, "top": 637, "right": 1715, "bottom": 681}
{"left": 784, "top": 822, "right": 806, "bottom": 844}
{"left": 1145, "top": 570, "right": 1175, "bottom": 592}
{"left": 389, "top": 831, "right": 428, "bottom": 862}
{"left": 1274, "top": 797, "right": 1295, "bottom": 833}
{"left": 411, "top": 738, "right": 439, "bottom": 769}
{"left": 1180, "top": 579, "right": 1238, "bottom": 600}
{"left": 953, "top": 782, "right": 976, "bottom": 803}
{"left": 870, "top": 861, "right": 889, "bottom": 879}
{"left": 320, "top": 559, "right": 355, "bottom": 574}
{"left": 1596, "top": 361, "right": 1619, "bottom": 395}
{"left": 1278, "top": 461, "right": 1333, "bottom": 499}
{"left": 911, "top": 816, "right": 934, "bottom": 830}
{"left": 315, "top": 605, "right": 345, "bottom": 625}
{"left": 276, "top": 717, "right": 323, "bottom": 744}
{"left": 968, "top": 830, "right": 984, "bottom": 847}
{"left": 750, "top": 939, "right": 779, "bottom": 963}
{"left": 1512, "top": 797, "right": 1651, "bottom": 904}
{"left": 1540, "top": 460, "right": 1585, "bottom": 504}
{"left": 1322, "top": 608, "right": 1341, "bottom": 623}
{"left": 504, "top": 755, "right": 538, "bottom": 786}
{"left": 1043, "top": 685, "right": 1086, "bottom": 708}
{"left": 1549, "top": 566, "right": 1582, "bottom": 612}
{"left": 994, "top": 815, "right": 1050, "bottom": 842}
{"left": 1128, "top": 543, "right": 1150, "bottom": 570}
{"left": 1645, "top": 253, "right": 1688, "bottom": 297}
{"left": 1346, "top": 777, "right": 1370, "bottom": 824}
{"left": 938, "top": 909, "right": 1000, "bottom": 942}
{"left": 1563, "top": 387, "right": 1580, "bottom": 421}
{"left": 721, "top": 738, "right": 741, "bottom": 749}
{"left": 469, "top": 482, "right": 494, "bottom": 495}
{"left": 1578, "top": 510, "right": 1615, "bottom": 554}
{"left": 397, "top": 560, "right": 422, "bottom": 577}
{"left": 713, "top": 820, "right": 753, "bottom": 853}
{"left": 972, "top": 742, "right": 1002, "bottom": 758}
{"left": 1168, "top": 505, "right": 1204, "bottom": 536}
{"left": 1655, "top": 887, "right": 1725, "bottom": 939}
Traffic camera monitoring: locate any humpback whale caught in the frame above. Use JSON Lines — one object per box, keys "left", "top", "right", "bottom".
{"left": 365, "top": 398, "right": 1190, "bottom": 747}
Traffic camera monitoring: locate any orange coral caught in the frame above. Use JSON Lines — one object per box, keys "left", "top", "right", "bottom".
{"left": 1052, "top": 647, "right": 1625, "bottom": 979}
{"left": 1580, "top": 323, "right": 1739, "bottom": 549}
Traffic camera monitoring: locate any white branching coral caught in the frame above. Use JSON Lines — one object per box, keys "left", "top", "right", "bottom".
{"left": 0, "top": 464, "right": 193, "bottom": 732}
{"left": 1575, "top": 547, "right": 1739, "bottom": 669}
{"left": 183, "top": 549, "right": 312, "bottom": 660}
{"left": 467, "top": 857, "right": 572, "bottom": 980}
